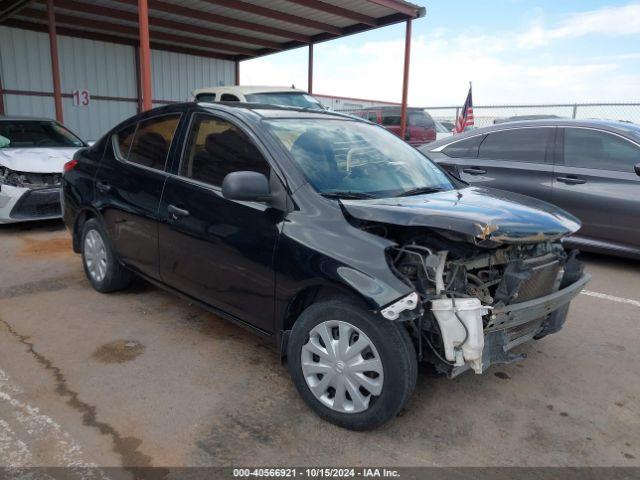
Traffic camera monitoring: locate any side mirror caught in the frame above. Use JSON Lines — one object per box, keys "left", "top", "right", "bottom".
{"left": 635, "top": 163, "right": 640, "bottom": 176}
{"left": 222, "top": 171, "right": 271, "bottom": 202}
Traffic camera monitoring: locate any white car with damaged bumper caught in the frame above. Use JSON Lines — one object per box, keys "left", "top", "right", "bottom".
{"left": 0, "top": 117, "right": 86, "bottom": 223}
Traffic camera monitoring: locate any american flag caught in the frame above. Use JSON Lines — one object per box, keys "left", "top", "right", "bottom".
{"left": 455, "top": 84, "right": 474, "bottom": 133}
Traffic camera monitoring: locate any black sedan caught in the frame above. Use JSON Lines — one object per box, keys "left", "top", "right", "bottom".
{"left": 62, "top": 103, "right": 589, "bottom": 430}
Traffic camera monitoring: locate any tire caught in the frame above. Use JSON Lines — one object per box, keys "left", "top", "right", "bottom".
{"left": 287, "top": 296, "right": 418, "bottom": 430}
{"left": 81, "top": 218, "right": 132, "bottom": 293}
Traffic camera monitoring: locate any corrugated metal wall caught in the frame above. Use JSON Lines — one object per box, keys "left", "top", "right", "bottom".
{"left": 151, "top": 49, "right": 235, "bottom": 107}
{"left": 0, "top": 26, "right": 55, "bottom": 118}
{"left": 0, "top": 26, "right": 236, "bottom": 141}
{"left": 58, "top": 35, "right": 138, "bottom": 141}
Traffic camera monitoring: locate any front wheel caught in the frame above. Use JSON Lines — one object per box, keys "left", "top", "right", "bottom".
{"left": 287, "top": 297, "right": 417, "bottom": 430}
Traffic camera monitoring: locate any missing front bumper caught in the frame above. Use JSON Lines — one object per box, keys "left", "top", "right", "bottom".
{"left": 448, "top": 272, "right": 591, "bottom": 378}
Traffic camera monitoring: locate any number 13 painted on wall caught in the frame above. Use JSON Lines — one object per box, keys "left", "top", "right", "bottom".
{"left": 72, "top": 89, "right": 90, "bottom": 106}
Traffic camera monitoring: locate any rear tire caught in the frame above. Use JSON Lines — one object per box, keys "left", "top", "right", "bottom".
{"left": 81, "top": 218, "right": 132, "bottom": 293}
{"left": 287, "top": 296, "right": 417, "bottom": 430}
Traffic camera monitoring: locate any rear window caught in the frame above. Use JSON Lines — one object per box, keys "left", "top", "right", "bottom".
{"left": 408, "top": 111, "right": 434, "bottom": 128}
{"left": 380, "top": 111, "right": 434, "bottom": 128}
{"left": 244, "top": 92, "right": 324, "bottom": 110}
{"left": 0, "top": 121, "right": 84, "bottom": 148}
{"left": 196, "top": 93, "right": 216, "bottom": 103}
{"left": 381, "top": 113, "right": 400, "bottom": 126}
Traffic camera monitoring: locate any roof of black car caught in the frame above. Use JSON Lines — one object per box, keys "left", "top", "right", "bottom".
{"left": 424, "top": 118, "right": 640, "bottom": 150}
{"left": 197, "top": 101, "right": 365, "bottom": 120}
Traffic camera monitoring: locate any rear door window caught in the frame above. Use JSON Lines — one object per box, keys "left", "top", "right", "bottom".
{"left": 122, "top": 114, "right": 181, "bottom": 170}
{"left": 113, "top": 123, "right": 137, "bottom": 160}
{"left": 478, "top": 128, "right": 552, "bottom": 163}
{"left": 563, "top": 128, "right": 640, "bottom": 173}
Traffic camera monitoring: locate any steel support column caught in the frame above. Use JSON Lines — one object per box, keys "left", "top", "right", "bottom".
{"left": 399, "top": 19, "right": 412, "bottom": 140}
{"left": 46, "top": 0, "right": 63, "bottom": 123}
{"left": 308, "top": 43, "right": 313, "bottom": 93}
{"left": 0, "top": 71, "right": 5, "bottom": 115}
{"left": 134, "top": 47, "right": 143, "bottom": 113}
{"left": 138, "top": 0, "right": 153, "bottom": 111}
{"left": 235, "top": 59, "right": 240, "bottom": 86}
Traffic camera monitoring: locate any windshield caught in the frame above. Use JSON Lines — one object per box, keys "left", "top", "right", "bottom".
{"left": 266, "top": 118, "right": 454, "bottom": 198}
{"left": 0, "top": 121, "right": 84, "bottom": 148}
{"left": 245, "top": 92, "right": 324, "bottom": 110}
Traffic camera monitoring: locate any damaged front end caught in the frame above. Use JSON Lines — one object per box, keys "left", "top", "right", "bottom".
{"left": 0, "top": 166, "right": 63, "bottom": 222}
{"left": 343, "top": 188, "right": 591, "bottom": 377}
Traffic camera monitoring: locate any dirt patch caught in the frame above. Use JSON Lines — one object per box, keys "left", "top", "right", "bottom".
{"left": 0, "top": 275, "right": 73, "bottom": 299}
{"left": 92, "top": 340, "right": 146, "bottom": 364}
{"left": 18, "top": 235, "right": 72, "bottom": 257}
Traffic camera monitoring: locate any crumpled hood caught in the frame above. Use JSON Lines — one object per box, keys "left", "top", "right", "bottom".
{"left": 341, "top": 186, "right": 581, "bottom": 244}
{"left": 0, "top": 147, "right": 80, "bottom": 173}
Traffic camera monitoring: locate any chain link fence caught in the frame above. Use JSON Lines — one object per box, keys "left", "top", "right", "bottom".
{"left": 334, "top": 103, "right": 640, "bottom": 128}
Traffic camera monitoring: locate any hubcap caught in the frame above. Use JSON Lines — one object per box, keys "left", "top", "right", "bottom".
{"left": 301, "top": 320, "right": 384, "bottom": 414}
{"left": 84, "top": 229, "right": 108, "bottom": 283}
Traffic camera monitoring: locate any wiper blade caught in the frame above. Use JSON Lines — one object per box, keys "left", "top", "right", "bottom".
{"left": 320, "top": 191, "right": 378, "bottom": 199}
{"left": 395, "top": 186, "right": 445, "bottom": 197}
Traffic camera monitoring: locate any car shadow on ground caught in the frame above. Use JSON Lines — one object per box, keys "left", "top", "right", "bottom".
{"left": 0, "top": 218, "right": 66, "bottom": 233}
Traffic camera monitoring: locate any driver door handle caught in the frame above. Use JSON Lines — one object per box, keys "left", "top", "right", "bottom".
{"left": 168, "top": 204, "right": 190, "bottom": 218}
{"left": 556, "top": 176, "right": 586, "bottom": 185}
{"left": 462, "top": 167, "right": 487, "bottom": 175}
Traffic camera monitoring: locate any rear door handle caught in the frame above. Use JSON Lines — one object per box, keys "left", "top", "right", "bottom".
{"left": 462, "top": 167, "right": 487, "bottom": 175}
{"left": 556, "top": 176, "right": 586, "bottom": 185}
{"left": 168, "top": 204, "right": 190, "bottom": 218}
{"left": 96, "top": 181, "right": 111, "bottom": 192}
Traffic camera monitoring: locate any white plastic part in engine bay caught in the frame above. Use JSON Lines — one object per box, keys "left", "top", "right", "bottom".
{"left": 381, "top": 292, "right": 419, "bottom": 320}
{"left": 431, "top": 297, "right": 491, "bottom": 374}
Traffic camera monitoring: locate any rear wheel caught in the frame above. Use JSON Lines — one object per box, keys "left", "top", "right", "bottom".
{"left": 287, "top": 297, "right": 417, "bottom": 430}
{"left": 81, "top": 218, "right": 132, "bottom": 293}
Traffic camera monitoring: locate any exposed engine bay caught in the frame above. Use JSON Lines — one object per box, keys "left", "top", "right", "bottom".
{"left": 356, "top": 221, "right": 588, "bottom": 377}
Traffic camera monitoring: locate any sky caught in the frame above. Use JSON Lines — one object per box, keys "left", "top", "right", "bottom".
{"left": 240, "top": 1, "right": 640, "bottom": 106}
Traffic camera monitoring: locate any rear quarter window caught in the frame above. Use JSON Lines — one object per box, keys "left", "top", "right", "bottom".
{"left": 441, "top": 135, "right": 485, "bottom": 158}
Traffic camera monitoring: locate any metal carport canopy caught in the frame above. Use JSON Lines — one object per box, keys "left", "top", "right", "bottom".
{"left": 0, "top": 0, "right": 425, "bottom": 135}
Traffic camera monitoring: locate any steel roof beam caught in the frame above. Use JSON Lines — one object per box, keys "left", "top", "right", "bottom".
{"left": 199, "top": 0, "right": 342, "bottom": 35}
{"left": 113, "top": 0, "right": 311, "bottom": 43}
{"left": 0, "top": 0, "right": 32, "bottom": 22}
{"left": 4, "top": 17, "right": 235, "bottom": 60}
{"left": 46, "top": 0, "right": 282, "bottom": 50}
{"left": 283, "top": 0, "right": 377, "bottom": 26}
{"left": 366, "top": 0, "right": 424, "bottom": 18}
{"left": 21, "top": 7, "right": 258, "bottom": 55}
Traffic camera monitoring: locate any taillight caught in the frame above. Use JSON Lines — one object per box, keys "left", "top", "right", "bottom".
{"left": 427, "top": 128, "right": 436, "bottom": 141}
{"left": 63, "top": 159, "right": 78, "bottom": 173}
